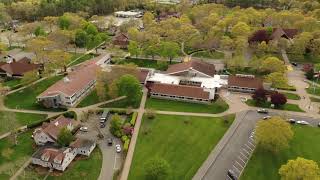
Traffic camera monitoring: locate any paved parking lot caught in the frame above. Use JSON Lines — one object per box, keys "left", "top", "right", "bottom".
{"left": 201, "top": 110, "right": 320, "bottom": 180}
{"left": 76, "top": 113, "right": 125, "bottom": 180}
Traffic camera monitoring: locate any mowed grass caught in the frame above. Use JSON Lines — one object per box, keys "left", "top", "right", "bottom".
{"left": 4, "top": 76, "right": 63, "bottom": 111}
{"left": 2, "top": 79, "right": 22, "bottom": 88}
{"left": 242, "top": 126, "right": 320, "bottom": 180}
{"left": 77, "top": 90, "right": 104, "bottom": 108}
{"left": 283, "top": 92, "right": 300, "bottom": 100}
{"left": 246, "top": 99, "right": 304, "bottom": 112}
{"left": 128, "top": 114, "right": 235, "bottom": 180}
{"left": 0, "top": 130, "right": 35, "bottom": 179}
{"left": 145, "top": 97, "right": 229, "bottom": 114}
{"left": 0, "top": 111, "right": 47, "bottom": 135}
{"left": 117, "top": 58, "right": 176, "bottom": 71}
{"left": 306, "top": 85, "right": 320, "bottom": 96}
{"left": 68, "top": 54, "right": 96, "bottom": 67}
{"left": 18, "top": 148, "right": 102, "bottom": 180}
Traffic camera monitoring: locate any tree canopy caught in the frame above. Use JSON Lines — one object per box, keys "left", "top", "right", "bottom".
{"left": 279, "top": 157, "right": 320, "bottom": 180}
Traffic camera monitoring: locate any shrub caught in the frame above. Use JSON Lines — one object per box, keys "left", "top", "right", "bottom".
{"left": 122, "top": 124, "right": 133, "bottom": 136}
{"left": 121, "top": 135, "right": 129, "bottom": 143}
{"left": 63, "top": 111, "right": 77, "bottom": 119}
{"left": 146, "top": 109, "right": 156, "bottom": 119}
{"left": 123, "top": 139, "right": 130, "bottom": 153}
{"left": 130, "top": 112, "right": 138, "bottom": 125}
{"left": 144, "top": 158, "right": 171, "bottom": 180}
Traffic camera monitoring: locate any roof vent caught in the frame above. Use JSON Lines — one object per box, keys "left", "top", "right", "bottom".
{"left": 54, "top": 121, "right": 59, "bottom": 126}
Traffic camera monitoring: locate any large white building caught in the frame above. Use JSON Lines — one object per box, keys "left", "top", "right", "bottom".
{"left": 146, "top": 60, "right": 227, "bottom": 103}
{"left": 37, "top": 54, "right": 110, "bottom": 108}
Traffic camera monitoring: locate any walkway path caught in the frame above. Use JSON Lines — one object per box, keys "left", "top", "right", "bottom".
{"left": 120, "top": 88, "right": 148, "bottom": 180}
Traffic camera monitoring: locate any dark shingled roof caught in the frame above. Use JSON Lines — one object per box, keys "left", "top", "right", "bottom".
{"left": 149, "top": 83, "right": 210, "bottom": 99}
{"left": 249, "top": 28, "right": 298, "bottom": 43}
{"left": 0, "top": 61, "right": 40, "bottom": 76}
{"left": 166, "top": 60, "right": 216, "bottom": 77}
{"left": 228, "top": 75, "right": 263, "bottom": 89}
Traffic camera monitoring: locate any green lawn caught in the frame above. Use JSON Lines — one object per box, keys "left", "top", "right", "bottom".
{"left": 2, "top": 79, "right": 22, "bottom": 88}
{"left": 128, "top": 114, "right": 235, "bottom": 180}
{"left": 0, "top": 130, "right": 35, "bottom": 179}
{"left": 242, "top": 126, "right": 320, "bottom": 180}
{"left": 145, "top": 97, "right": 229, "bottom": 114}
{"left": 0, "top": 111, "right": 47, "bottom": 135}
{"left": 306, "top": 85, "right": 320, "bottom": 96}
{"left": 116, "top": 58, "right": 176, "bottom": 71}
{"left": 310, "top": 96, "right": 320, "bottom": 102}
{"left": 288, "top": 53, "right": 320, "bottom": 64}
{"left": 282, "top": 92, "right": 300, "bottom": 100}
{"left": 4, "top": 76, "right": 64, "bottom": 111}
{"left": 77, "top": 90, "right": 108, "bottom": 108}
{"left": 192, "top": 51, "right": 224, "bottom": 59}
{"left": 246, "top": 99, "right": 304, "bottom": 112}
{"left": 100, "top": 98, "right": 141, "bottom": 109}
{"left": 68, "top": 54, "right": 96, "bottom": 67}
{"left": 18, "top": 148, "right": 102, "bottom": 180}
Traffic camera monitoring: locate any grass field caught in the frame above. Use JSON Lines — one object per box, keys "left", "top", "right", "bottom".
{"left": 4, "top": 76, "right": 64, "bottom": 111}
{"left": 0, "top": 130, "right": 35, "bottom": 179}
{"left": 128, "top": 114, "right": 235, "bottom": 180}
{"left": 0, "top": 111, "right": 47, "bottom": 135}
{"left": 246, "top": 99, "right": 304, "bottom": 112}
{"left": 68, "top": 54, "right": 96, "bottom": 67}
{"left": 100, "top": 98, "right": 140, "bottom": 109}
{"left": 192, "top": 51, "right": 224, "bottom": 59}
{"left": 145, "top": 97, "right": 229, "bottom": 114}
{"left": 242, "top": 126, "right": 320, "bottom": 180}
{"left": 18, "top": 148, "right": 102, "bottom": 180}
{"left": 77, "top": 90, "right": 110, "bottom": 108}
{"left": 306, "top": 85, "right": 320, "bottom": 96}
{"left": 2, "top": 79, "right": 22, "bottom": 88}
{"left": 283, "top": 92, "right": 300, "bottom": 100}
{"left": 116, "top": 58, "right": 176, "bottom": 71}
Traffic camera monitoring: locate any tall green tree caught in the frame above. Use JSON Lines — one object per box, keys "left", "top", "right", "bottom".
{"left": 115, "top": 75, "right": 142, "bottom": 106}
{"left": 158, "top": 41, "right": 180, "bottom": 63}
{"left": 57, "top": 127, "right": 74, "bottom": 147}
{"left": 279, "top": 157, "right": 320, "bottom": 180}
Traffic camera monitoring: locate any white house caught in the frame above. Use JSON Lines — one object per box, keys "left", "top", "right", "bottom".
{"left": 32, "top": 138, "right": 96, "bottom": 171}
{"left": 37, "top": 54, "right": 111, "bottom": 108}
{"left": 32, "top": 147, "right": 77, "bottom": 171}
{"left": 33, "top": 116, "right": 79, "bottom": 145}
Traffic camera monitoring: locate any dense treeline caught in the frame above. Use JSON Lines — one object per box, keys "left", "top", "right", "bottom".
{"left": 0, "top": 0, "right": 148, "bottom": 21}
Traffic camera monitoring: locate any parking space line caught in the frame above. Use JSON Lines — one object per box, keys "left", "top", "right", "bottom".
{"left": 235, "top": 161, "right": 244, "bottom": 169}
{"left": 238, "top": 156, "right": 246, "bottom": 164}
{"left": 245, "top": 144, "right": 253, "bottom": 151}
{"left": 232, "top": 165, "right": 241, "bottom": 173}
{"left": 240, "top": 152, "right": 248, "bottom": 159}
{"left": 242, "top": 148, "right": 250, "bottom": 155}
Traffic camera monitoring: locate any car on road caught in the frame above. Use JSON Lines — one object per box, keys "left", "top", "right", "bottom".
{"left": 263, "top": 116, "right": 271, "bottom": 120}
{"left": 318, "top": 122, "right": 320, "bottom": 127}
{"left": 115, "top": 144, "right": 121, "bottom": 153}
{"left": 240, "top": 96, "right": 247, "bottom": 102}
{"left": 250, "top": 130, "right": 255, "bottom": 139}
{"left": 227, "top": 169, "right": 238, "bottom": 180}
{"left": 107, "top": 138, "right": 113, "bottom": 146}
{"left": 257, "top": 109, "right": 268, "bottom": 114}
{"left": 80, "top": 126, "right": 88, "bottom": 132}
{"left": 291, "top": 62, "right": 298, "bottom": 66}
{"left": 100, "top": 123, "right": 106, "bottom": 128}
{"left": 297, "top": 120, "right": 309, "bottom": 125}
{"left": 288, "top": 119, "right": 296, "bottom": 124}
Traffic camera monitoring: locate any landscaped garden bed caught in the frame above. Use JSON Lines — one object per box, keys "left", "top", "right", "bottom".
{"left": 128, "top": 114, "right": 235, "bottom": 180}
{"left": 245, "top": 99, "right": 304, "bottom": 112}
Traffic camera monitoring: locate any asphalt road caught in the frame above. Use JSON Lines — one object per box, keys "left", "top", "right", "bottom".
{"left": 201, "top": 110, "right": 320, "bottom": 180}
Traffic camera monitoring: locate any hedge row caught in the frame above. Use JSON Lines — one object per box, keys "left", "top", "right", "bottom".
{"left": 130, "top": 112, "right": 138, "bottom": 126}
{"left": 123, "top": 139, "right": 130, "bottom": 153}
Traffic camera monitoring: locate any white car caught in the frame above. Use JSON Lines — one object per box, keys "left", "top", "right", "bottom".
{"left": 80, "top": 126, "right": 88, "bottom": 132}
{"left": 297, "top": 121, "right": 309, "bottom": 125}
{"left": 115, "top": 144, "right": 121, "bottom": 153}
{"left": 263, "top": 116, "right": 271, "bottom": 120}
{"left": 250, "top": 131, "right": 255, "bottom": 139}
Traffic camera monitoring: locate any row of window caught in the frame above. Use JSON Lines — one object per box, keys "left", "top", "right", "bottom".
{"left": 151, "top": 92, "right": 209, "bottom": 102}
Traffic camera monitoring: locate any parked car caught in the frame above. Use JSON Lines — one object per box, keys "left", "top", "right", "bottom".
{"left": 227, "top": 169, "right": 238, "bottom": 180}
{"left": 101, "top": 45, "right": 106, "bottom": 49}
{"left": 80, "top": 126, "right": 88, "bottom": 132}
{"left": 263, "top": 116, "right": 271, "bottom": 120}
{"left": 297, "top": 121, "right": 309, "bottom": 125}
{"left": 291, "top": 62, "right": 298, "bottom": 66}
{"left": 240, "top": 96, "right": 247, "bottom": 102}
{"left": 100, "top": 123, "right": 106, "bottom": 128}
{"left": 115, "top": 144, "right": 121, "bottom": 153}
{"left": 318, "top": 122, "right": 320, "bottom": 127}
{"left": 257, "top": 109, "right": 268, "bottom": 114}
{"left": 100, "top": 109, "right": 110, "bottom": 123}
{"left": 288, "top": 119, "right": 296, "bottom": 124}
{"left": 250, "top": 130, "right": 255, "bottom": 139}
{"left": 107, "top": 138, "right": 113, "bottom": 146}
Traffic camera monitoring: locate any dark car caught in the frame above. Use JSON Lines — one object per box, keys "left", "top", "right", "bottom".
{"left": 107, "top": 138, "right": 113, "bottom": 146}
{"left": 288, "top": 119, "right": 296, "bottom": 124}
{"left": 227, "top": 170, "right": 238, "bottom": 180}
{"left": 100, "top": 123, "right": 106, "bottom": 128}
{"left": 291, "top": 62, "right": 298, "bottom": 66}
{"left": 318, "top": 122, "right": 320, "bottom": 127}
